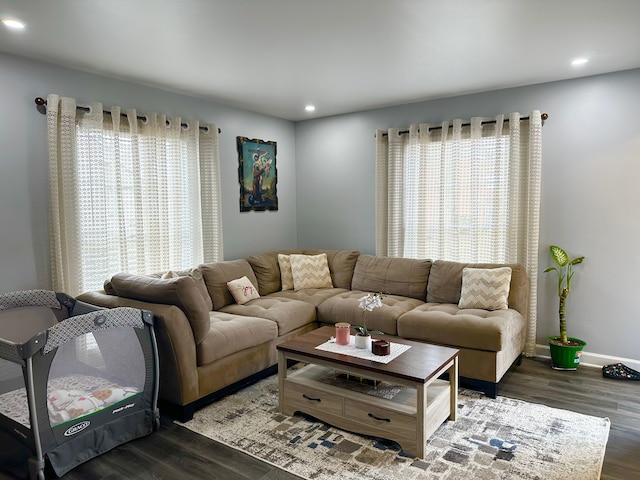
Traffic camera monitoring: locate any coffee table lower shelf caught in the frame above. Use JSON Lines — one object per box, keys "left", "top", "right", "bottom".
{"left": 279, "top": 362, "right": 453, "bottom": 458}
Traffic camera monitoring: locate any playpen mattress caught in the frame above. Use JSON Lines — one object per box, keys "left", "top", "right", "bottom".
{"left": 0, "top": 373, "right": 140, "bottom": 428}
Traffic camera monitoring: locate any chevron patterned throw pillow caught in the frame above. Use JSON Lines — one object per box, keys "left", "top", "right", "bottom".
{"left": 458, "top": 267, "right": 512, "bottom": 310}
{"left": 278, "top": 254, "right": 294, "bottom": 291}
{"left": 289, "top": 253, "right": 334, "bottom": 291}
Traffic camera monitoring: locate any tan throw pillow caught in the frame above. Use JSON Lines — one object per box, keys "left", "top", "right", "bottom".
{"left": 227, "top": 276, "right": 260, "bottom": 305}
{"left": 161, "top": 267, "right": 213, "bottom": 311}
{"left": 289, "top": 253, "right": 334, "bottom": 291}
{"left": 278, "top": 254, "right": 294, "bottom": 291}
{"left": 458, "top": 267, "right": 512, "bottom": 310}
{"left": 110, "top": 273, "right": 210, "bottom": 344}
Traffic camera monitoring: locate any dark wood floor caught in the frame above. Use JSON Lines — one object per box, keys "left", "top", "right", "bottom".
{"left": 1, "top": 357, "right": 638, "bottom": 479}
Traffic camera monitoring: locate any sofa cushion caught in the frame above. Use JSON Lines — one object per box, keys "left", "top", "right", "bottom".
{"left": 351, "top": 255, "right": 431, "bottom": 300}
{"left": 267, "top": 288, "right": 347, "bottom": 307}
{"left": 317, "top": 290, "right": 425, "bottom": 335}
{"left": 290, "top": 253, "right": 334, "bottom": 290}
{"left": 200, "top": 259, "right": 259, "bottom": 310}
{"left": 246, "top": 250, "right": 302, "bottom": 295}
{"left": 227, "top": 276, "right": 260, "bottom": 305}
{"left": 302, "top": 249, "right": 360, "bottom": 289}
{"left": 110, "top": 273, "right": 210, "bottom": 345}
{"left": 427, "top": 260, "right": 528, "bottom": 315}
{"left": 458, "top": 267, "right": 512, "bottom": 310}
{"left": 197, "top": 312, "right": 278, "bottom": 366}
{"left": 397, "top": 303, "right": 525, "bottom": 352}
{"left": 277, "top": 254, "right": 294, "bottom": 291}
{"left": 220, "top": 297, "right": 317, "bottom": 336}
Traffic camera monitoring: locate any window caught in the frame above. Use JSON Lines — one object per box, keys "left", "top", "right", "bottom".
{"left": 376, "top": 113, "right": 543, "bottom": 356}
{"left": 47, "top": 95, "right": 222, "bottom": 296}
{"left": 403, "top": 134, "right": 510, "bottom": 262}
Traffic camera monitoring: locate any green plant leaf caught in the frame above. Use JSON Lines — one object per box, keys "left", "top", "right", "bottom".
{"left": 550, "top": 245, "right": 568, "bottom": 266}
{"left": 570, "top": 256, "right": 585, "bottom": 265}
{"left": 353, "top": 325, "right": 365, "bottom": 335}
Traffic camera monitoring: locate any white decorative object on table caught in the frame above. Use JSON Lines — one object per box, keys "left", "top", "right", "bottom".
{"left": 354, "top": 292, "right": 384, "bottom": 349}
{"left": 358, "top": 292, "right": 383, "bottom": 311}
{"left": 354, "top": 334, "right": 371, "bottom": 350}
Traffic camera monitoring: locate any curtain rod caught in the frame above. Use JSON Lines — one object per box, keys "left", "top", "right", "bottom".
{"left": 34, "top": 97, "right": 221, "bottom": 134}
{"left": 376, "top": 112, "right": 548, "bottom": 137}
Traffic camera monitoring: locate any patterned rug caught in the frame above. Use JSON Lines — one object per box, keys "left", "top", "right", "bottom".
{"left": 178, "top": 371, "right": 610, "bottom": 480}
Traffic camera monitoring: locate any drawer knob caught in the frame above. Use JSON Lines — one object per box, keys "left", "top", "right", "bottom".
{"left": 368, "top": 413, "right": 391, "bottom": 422}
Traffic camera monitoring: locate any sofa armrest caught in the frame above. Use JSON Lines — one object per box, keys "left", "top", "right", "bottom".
{"left": 76, "top": 291, "right": 199, "bottom": 406}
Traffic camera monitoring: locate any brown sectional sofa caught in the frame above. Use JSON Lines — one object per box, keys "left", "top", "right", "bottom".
{"left": 77, "top": 249, "right": 528, "bottom": 421}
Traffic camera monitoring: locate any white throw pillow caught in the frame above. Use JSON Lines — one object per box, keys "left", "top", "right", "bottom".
{"left": 458, "top": 267, "right": 512, "bottom": 311}
{"left": 227, "top": 276, "right": 260, "bottom": 305}
{"left": 278, "top": 254, "right": 294, "bottom": 291}
{"left": 289, "top": 253, "right": 334, "bottom": 291}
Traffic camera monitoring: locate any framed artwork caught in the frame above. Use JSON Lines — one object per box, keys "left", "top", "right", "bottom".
{"left": 237, "top": 136, "right": 278, "bottom": 212}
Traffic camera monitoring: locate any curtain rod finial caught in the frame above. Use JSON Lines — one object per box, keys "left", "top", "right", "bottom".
{"left": 541, "top": 112, "right": 548, "bottom": 121}
{"left": 35, "top": 97, "right": 47, "bottom": 115}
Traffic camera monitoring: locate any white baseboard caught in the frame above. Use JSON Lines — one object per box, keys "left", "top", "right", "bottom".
{"left": 534, "top": 344, "right": 640, "bottom": 371}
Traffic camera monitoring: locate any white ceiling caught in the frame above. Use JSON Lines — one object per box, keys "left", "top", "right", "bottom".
{"left": 2, "top": 0, "right": 640, "bottom": 121}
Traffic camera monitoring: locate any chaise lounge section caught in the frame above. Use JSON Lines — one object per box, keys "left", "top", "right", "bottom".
{"left": 395, "top": 260, "right": 528, "bottom": 397}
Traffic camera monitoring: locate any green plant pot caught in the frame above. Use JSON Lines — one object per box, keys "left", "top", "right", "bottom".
{"left": 547, "top": 336, "right": 587, "bottom": 370}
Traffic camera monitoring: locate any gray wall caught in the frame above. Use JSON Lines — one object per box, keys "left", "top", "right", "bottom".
{"left": 0, "top": 52, "right": 297, "bottom": 293}
{"left": 296, "top": 68, "right": 640, "bottom": 360}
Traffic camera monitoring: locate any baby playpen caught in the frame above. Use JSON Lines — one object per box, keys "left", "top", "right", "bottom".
{"left": 0, "top": 289, "right": 159, "bottom": 479}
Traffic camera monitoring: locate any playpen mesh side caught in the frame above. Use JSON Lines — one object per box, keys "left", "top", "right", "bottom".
{"left": 43, "top": 307, "right": 143, "bottom": 354}
{"left": 46, "top": 328, "right": 147, "bottom": 427}
{"left": 0, "top": 366, "right": 29, "bottom": 428}
{"left": 0, "top": 293, "right": 158, "bottom": 480}
{"left": 43, "top": 308, "right": 147, "bottom": 428}
{"left": 0, "top": 306, "right": 149, "bottom": 429}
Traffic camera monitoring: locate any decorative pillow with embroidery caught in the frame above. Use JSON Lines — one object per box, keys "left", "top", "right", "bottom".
{"left": 458, "top": 267, "right": 512, "bottom": 310}
{"left": 289, "top": 253, "right": 334, "bottom": 291}
{"left": 227, "top": 276, "right": 260, "bottom": 305}
{"left": 278, "top": 254, "right": 294, "bottom": 291}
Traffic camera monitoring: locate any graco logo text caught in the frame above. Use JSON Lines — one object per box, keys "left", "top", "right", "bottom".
{"left": 64, "top": 421, "right": 90, "bottom": 437}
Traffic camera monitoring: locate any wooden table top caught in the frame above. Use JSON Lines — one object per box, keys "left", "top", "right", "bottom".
{"left": 277, "top": 326, "right": 458, "bottom": 384}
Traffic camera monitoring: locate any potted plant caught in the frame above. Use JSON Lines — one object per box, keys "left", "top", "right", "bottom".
{"left": 355, "top": 293, "right": 384, "bottom": 349}
{"left": 543, "top": 245, "right": 586, "bottom": 370}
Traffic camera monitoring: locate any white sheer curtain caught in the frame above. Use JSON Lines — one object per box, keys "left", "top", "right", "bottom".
{"left": 47, "top": 94, "right": 223, "bottom": 296}
{"left": 376, "top": 112, "right": 542, "bottom": 356}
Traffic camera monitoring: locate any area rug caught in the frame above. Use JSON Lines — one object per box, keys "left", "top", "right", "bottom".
{"left": 178, "top": 372, "right": 610, "bottom": 480}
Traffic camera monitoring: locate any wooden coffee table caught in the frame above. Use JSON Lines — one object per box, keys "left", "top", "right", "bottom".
{"left": 277, "top": 326, "right": 459, "bottom": 458}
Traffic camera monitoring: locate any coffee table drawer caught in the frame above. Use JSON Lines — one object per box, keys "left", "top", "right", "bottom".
{"left": 344, "top": 398, "right": 416, "bottom": 437}
{"left": 283, "top": 381, "right": 343, "bottom": 417}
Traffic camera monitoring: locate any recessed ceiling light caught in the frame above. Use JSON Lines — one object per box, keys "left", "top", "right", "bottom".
{"left": 571, "top": 58, "right": 589, "bottom": 66}
{"left": 1, "top": 18, "right": 26, "bottom": 29}
{"left": 305, "top": 105, "right": 316, "bottom": 112}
